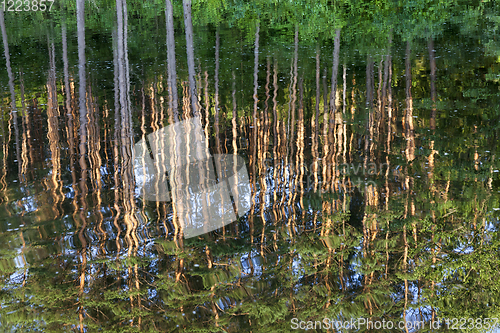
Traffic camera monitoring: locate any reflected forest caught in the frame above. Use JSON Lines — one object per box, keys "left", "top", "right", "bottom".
{"left": 1, "top": 0, "right": 500, "bottom": 332}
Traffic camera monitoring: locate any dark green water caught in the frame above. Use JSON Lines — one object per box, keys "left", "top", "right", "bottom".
{"left": 0, "top": 1, "right": 500, "bottom": 332}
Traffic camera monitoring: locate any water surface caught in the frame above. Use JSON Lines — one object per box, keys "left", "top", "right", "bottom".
{"left": 0, "top": 1, "right": 500, "bottom": 332}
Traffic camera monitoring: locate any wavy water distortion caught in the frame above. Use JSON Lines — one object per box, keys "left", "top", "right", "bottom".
{"left": 0, "top": 0, "right": 499, "bottom": 331}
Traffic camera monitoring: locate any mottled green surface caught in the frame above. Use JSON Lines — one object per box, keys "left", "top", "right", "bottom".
{"left": 0, "top": 0, "right": 500, "bottom": 331}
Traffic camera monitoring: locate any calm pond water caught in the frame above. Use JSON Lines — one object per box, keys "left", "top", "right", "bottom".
{"left": 1, "top": 1, "right": 500, "bottom": 332}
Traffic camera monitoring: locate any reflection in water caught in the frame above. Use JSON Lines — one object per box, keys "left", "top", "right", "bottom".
{"left": 165, "top": 0, "right": 179, "bottom": 121}
{"left": 0, "top": 4, "right": 499, "bottom": 332}
{"left": 135, "top": 117, "right": 251, "bottom": 238}
{"left": 0, "top": 10, "right": 21, "bottom": 181}
{"left": 46, "top": 40, "right": 62, "bottom": 219}
{"left": 183, "top": 0, "right": 199, "bottom": 117}
{"left": 116, "top": 0, "right": 138, "bottom": 254}
{"left": 76, "top": 0, "right": 88, "bottom": 331}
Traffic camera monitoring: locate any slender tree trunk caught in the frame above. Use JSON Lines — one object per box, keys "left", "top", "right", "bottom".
{"left": 76, "top": 3, "right": 87, "bottom": 331}
{"left": 251, "top": 21, "right": 259, "bottom": 180}
{"left": 112, "top": 30, "right": 123, "bottom": 253}
{"left": 296, "top": 76, "right": 305, "bottom": 204}
{"left": 46, "top": 39, "right": 61, "bottom": 217}
{"left": 427, "top": 37, "right": 438, "bottom": 317}
{"left": 232, "top": 70, "right": 238, "bottom": 155}
{"left": 77, "top": 0, "right": 88, "bottom": 198}
{"left": 315, "top": 44, "right": 321, "bottom": 124}
{"left": 19, "top": 72, "right": 29, "bottom": 179}
{"left": 322, "top": 65, "right": 328, "bottom": 193}
{"left": 289, "top": 25, "right": 298, "bottom": 155}
{"left": 366, "top": 55, "right": 374, "bottom": 109}
{"left": 117, "top": 0, "right": 137, "bottom": 252}
{"left": 165, "top": 0, "right": 179, "bottom": 121}
{"left": 183, "top": 0, "right": 199, "bottom": 116}
{"left": 0, "top": 10, "right": 21, "bottom": 180}
{"left": 214, "top": 28, "right": 221, "bottom": 153}
{"left": 272, "top": 58, "right": 279, "bottom": 215}
{"left": 329, "top": 28, "right": 341, "bottom": 118}
{"left": 312, "top": 45, "right": 320, "bottom": 192}
{"left": 364, "top": 54, "right": 374, "bottom": 170}
{"left": 384, "top": 34, "right": 393, "bottom": 278}
{"left": 428, "top": 37, "right": 437, "bottom": 130}
{"left": 405, "top": 41, "right": 415, "bottom": 162}
{"left": 62, "top": 23, "right": 77, "bottom": 192}
{"left": 76, "top": 4, "right": 86, "bottom": 211}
